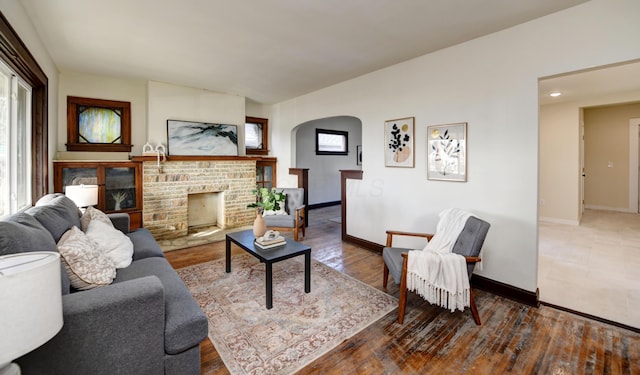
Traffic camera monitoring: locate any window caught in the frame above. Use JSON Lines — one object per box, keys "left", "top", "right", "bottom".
{"left": 316, "top": 129, "right": 348, "bottom": 155}
{"left": 0, "top": 61, "right": 32, "bottom": 216}
{"left": 245, "top": 116, "right": 268, "bottom": 155}
{"left": 66, "top": 96, "right": 132, "bottom": 152}
{"left": 0, "top": 12, "right": 49, "bottom": 211}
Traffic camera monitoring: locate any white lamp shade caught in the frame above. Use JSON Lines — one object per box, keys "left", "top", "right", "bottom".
{"left": 0, "top": 252, "right": 64, "bottom": 365}
{"left": 65, "top": 184, "right": 98, "bottom": 207}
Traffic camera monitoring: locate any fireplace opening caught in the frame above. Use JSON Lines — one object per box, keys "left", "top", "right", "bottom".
{"left": 187, "top": 192, "right": 222, "bottom": 232}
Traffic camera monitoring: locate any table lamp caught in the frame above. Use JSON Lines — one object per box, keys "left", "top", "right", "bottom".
{"left": 0, "top": 252, "right": 64, "bottom": 375}
{"left": 65, "top": 184, "right": 98, "bottom": 209}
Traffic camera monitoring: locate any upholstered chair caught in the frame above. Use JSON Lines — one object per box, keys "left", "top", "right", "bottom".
{"left": 262, "top": 188, "right": 306, "bottom": 241}
{"left": 382, "top": 216, "right": 490, "bottom": 325}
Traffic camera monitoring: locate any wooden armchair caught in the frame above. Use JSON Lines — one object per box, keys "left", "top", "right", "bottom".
{"left": 382, "top": 216, "right": 490, "bottom": 325}
{"left": 262, "top": 188, "right": 306, "bottom": 241}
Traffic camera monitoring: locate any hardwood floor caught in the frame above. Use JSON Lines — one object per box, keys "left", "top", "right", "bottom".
{"left": 165, "top": 206, "right": 640, "bottom": 374}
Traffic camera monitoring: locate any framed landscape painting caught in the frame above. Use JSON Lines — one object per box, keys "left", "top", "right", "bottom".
{"left": 167, "top": 120, "right": 238, "bottom": 156}
{"left": 427, "top": 122, "right": 467, "bottom": 181}
{"left": 384, "top": 117, "right": 414, "bottom": 167}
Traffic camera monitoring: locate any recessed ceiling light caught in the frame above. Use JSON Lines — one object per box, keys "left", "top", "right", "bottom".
{"left": 549, "top": 92, "right": 562, "bottom": 97}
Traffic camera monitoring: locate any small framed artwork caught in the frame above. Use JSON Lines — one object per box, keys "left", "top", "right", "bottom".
{"left": 384, "top": 117, "right": 414, "bottom": 167}
{"left": 427, "top": 122, "right": 467, "bottom": 182}
{"left": 356, "top": 145, "right": 362, "bottom": 165}
{"left": 66, "top": 96, "right": 132, "bottom": 152}
{"left": 167, "top": 120, "right": 238, "bottom": 156}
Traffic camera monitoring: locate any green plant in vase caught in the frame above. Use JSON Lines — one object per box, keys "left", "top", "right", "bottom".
{"left": 248, "top": 187, "right": 286, "bottom": 238}
{"left": 247, "top": 187, "right": 286, "bottom": 214}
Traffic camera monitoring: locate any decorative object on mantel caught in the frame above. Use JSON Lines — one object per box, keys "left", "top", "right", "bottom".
{"left": 176, "top": 254, "right": 397, "bottom": 375}
{"left": 142, "top": 142, "right": 166, "bottom": 173}
{"left": 167, "top": 119, "right": 238, "bottom": 156}
{"left": 384, "top": 117, "right": 415, "bottom": 167}
{"left": 427, "top": 122, "right": 467, "bottom": 182}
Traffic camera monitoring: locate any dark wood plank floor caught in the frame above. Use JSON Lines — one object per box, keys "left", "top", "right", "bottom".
{"left": 165, "top": 206, "right": 640, "bottom": 375}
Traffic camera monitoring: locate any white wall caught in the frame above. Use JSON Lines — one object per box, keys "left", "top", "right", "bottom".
{"left": 295, "top": 116, "right": 362, "bottom": 205}
{"left": 54, "top": 77, "right": 246, "bottom": 159}
{"left": 147, "top": 81, "right": 245, "bottom": 155}
{"left": 56, "top": 72, "right": 147, "bottom": 160}
{"left": 1, "top": 0, "right": 59, "bottom": 187}
{"left": 539, "top": 89, "right": 640, "bottom": 223}
{"left": 539, "top": 102, "right": 581, "bottom": 224}
{"left": 269, "top": 0, "right": 640, "bottom": 292}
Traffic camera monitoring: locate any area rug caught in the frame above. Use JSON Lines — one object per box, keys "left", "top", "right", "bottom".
{"left": 176, "top": 253, "right": 397, "bottom": 375}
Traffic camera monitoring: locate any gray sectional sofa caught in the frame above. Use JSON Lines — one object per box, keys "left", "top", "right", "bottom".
{"left": 0, "top": 194, "right": 208, "bottom": 375}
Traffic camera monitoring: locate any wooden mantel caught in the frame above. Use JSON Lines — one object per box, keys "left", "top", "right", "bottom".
{"left": 130, "top": 155, "right": 264, "bottom": 162}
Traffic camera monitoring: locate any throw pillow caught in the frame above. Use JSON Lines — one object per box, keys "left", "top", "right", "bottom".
{"left": 263, "top": 194, "right": 287, "bottom": 216}
{"left": 85, "top": 219, "right": 134, "bottom": 268}
{"left": 57, "top": 226, "right": 116, "bottom": 290}
{"left": 80, "top": 206, "right": 113, "bottom": 232}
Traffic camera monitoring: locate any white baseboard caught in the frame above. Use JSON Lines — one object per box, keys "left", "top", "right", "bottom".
{"left": 539, "top": 217, "right": 579, "bottom": 226}
{"left": 584, "top": 205, "right": 636, "bottom": 213}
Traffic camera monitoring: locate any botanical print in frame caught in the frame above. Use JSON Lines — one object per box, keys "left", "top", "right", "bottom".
{"left": 384, "top": 117, "right": 415, "bottom": 167}
{"left": 167, "top": 120, "right": 238, "bottom": 156}
{"left": 427, "top": 122, "right": 467, "bottom": 181}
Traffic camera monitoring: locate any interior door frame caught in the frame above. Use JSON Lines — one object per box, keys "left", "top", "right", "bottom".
{"left": 630, "top": 118, "right": 640, "bottom": 213}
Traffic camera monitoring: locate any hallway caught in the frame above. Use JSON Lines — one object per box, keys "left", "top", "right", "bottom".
{"left": 539, "top": 209, "right": 640, "bottom": 329}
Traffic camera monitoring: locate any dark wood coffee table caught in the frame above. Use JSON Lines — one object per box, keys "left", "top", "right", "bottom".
{"left": 225, "top": 229, "right": 311, "bottom": 309}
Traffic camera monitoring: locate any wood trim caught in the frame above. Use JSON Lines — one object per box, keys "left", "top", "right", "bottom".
{"left": 0, "top": 12, "right": 48, "bottom": 201}
{"left": 540, "top": 301, "right": 640, "bottom": 334}
{"left": 130, "top": 155, "right": 264, "bottom": 162}
{"left": 339, "top": 169, "right": 363, "bottom": 242}
{"left": 308, "top": 201, "right": 340, "bottom": 210}
{"left": 289, "top": 168, "right": 309, "bottom": 227}
{"left": 344, "top": 234, "right": 383, "bottom": 253}
{"left": 245, "top": 116, "right": 269, "bottom": 155}
{"left": 470, "top": 274, "right": 539, "bottom": 307}
{"left": 66, "top": 96, "right": 132, "bottom": 152}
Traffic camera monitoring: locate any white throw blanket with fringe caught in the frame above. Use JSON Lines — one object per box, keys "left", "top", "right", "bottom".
{"left": 406, "top": 208, "right": 472, "bottom": 312}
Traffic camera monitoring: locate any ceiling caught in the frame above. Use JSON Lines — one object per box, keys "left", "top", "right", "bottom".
{"left": 19, "top": 0, "right": 589, "bottom": 104}
{"left": 539, "top": 60, "right": 640, "bottom": 106}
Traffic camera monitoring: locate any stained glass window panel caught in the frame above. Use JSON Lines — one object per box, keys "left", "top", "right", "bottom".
{"left": 78, "top": 106, "right": 122, "bottom": 143}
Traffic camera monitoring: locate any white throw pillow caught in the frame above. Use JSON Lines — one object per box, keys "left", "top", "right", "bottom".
{"left": 263, "top": 198, "right": 287, "bottom": 216}
{"left": 85, "top": 219, "right": 134, "bottom": 268}
{"left": 80, "top": 206, "right": 113, "bottom": 232}
{"left": 57, "top": 226, "right": 116, "bottom": 290}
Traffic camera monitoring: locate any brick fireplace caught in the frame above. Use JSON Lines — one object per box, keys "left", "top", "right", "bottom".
{"left": 142, "top": 159, "right": 256, "bottom": 240}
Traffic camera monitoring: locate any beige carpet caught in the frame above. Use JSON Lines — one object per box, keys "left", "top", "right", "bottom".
{"left": 176, "top": 253, "right": 397, "bottom": 375}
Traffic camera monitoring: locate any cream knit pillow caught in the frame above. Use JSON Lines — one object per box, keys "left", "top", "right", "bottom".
{"left": 57, "top": 226, "right": 116, "bottom": 290}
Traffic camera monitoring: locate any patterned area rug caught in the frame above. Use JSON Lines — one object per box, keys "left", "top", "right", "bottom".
{"left": 177, "top": 253, "right": 397, "bottom": 375}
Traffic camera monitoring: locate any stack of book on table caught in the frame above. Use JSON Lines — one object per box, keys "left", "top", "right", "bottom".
{"left": 254, "top": 232, "right": 286, "bottom": 249}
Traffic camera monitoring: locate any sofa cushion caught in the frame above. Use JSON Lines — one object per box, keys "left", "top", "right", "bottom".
{"left": 26, "top": 195, "right": 82, "bottom": 242}
{"left": 57, "top": 226, "right": 116, "bottom": 290}
{"left": 86, "top": 219, "right": 134, "bottom": 268}
{"left": 263, "top": 214, "right": 295, "bottom": 228}
{"left": 127, "top": 228, "right": 165, "bottom": 260}
{"left": 114, "top": 257, "right": 208, "bottom": 354}
{"left": 80, "top": 206, "right": 113, "bottom": 232}
{"left": 0, "top": 213, "right": 71, "bottom": 294}
{"left": 0, "top": 213, "right": 57, "bottom": 255}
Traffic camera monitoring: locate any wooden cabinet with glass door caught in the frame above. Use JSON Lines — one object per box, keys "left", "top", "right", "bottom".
{"left": 256, "top": 157, "right": 277, "bottom": 190}
{"left": 53, "top": 161, "right": 143, "bottom": 229}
